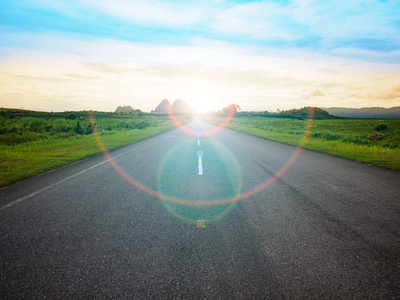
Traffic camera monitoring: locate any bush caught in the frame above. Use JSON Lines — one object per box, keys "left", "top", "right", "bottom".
{"left": 75, "top": 121, "right": 83, "bottom": 134}
{"left": 374, "top": 124, "right": 388, "bottom": 131}
{"left": 65, "top": 113, "right": 78, "bottom": 120}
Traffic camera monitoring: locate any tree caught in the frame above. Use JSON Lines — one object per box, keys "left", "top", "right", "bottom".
{"left": 220, "top": 104, "right": 241, "bottom": 116}
{"left": 75, "top": 121, "right": 83, "bottom": 134}
{"left": 229, "top": 104, "right": 241, "bottom": 112}
{"left": 65, "top": 113, "right": 77, "bottom": 120}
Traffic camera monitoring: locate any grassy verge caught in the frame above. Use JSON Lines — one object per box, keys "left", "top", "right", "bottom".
{"left": 207, "top": 117, "right": 400, "bottom": 170}
{"left": 0, "top": 124, "right": 175, "bottom": 187}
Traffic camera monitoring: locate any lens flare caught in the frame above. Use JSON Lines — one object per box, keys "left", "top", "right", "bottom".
{"left": 88, "top": 108, "right": 315, "bottom": 211}
{"left": 157, "top": 140, "right": 242, "bottom": 224}
{"left": 166, "top": 101, "right": 236, "bottom": 137}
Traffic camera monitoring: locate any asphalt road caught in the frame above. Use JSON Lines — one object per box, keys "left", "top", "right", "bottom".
{"left": 1, "top": 120, "right": 399, "bottom": 299}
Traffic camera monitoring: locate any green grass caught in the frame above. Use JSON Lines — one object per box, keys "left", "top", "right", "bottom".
{"left": 2, "top": 110, "right": 398, "bottom": 187}
{"left": 0, "top": 110, "right": 192, "bottom": 187}
{"left": 207, "top": 117, "right": 400, "bottom": 170}
{"left": 0, "top": 125, "right": 176, "bottom": 187}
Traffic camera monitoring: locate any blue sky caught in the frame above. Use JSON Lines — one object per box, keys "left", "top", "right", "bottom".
{"left": 1, "top": 0, "right": 400, "bottom": 112}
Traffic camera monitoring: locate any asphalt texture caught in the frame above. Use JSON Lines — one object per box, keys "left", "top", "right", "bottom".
{"left": 1, "top": 120, "right": 399, "bottom": 299}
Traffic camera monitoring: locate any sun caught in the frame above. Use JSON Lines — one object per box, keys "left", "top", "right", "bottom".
{"left": 190, "top": 97, "right": 213, "bottom": 114}
{"left": 187, "top": 85, "right": 222, "bottom": 114}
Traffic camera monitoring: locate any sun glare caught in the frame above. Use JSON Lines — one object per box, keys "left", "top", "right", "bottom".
{"left": 187, "top": 85, "right": 222, "bottom": 114}
{"left": 191, "top": 98, "right": 213, "bottom": 114}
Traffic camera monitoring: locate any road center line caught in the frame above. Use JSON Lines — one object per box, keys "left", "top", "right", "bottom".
{"left": 0, "top": 149, "right": 134, "bottom": 211}
{"left": 198, "top": 157, "right": 203, "bottom": 175}
{"left": 196, "top": 149, "right": 204, "bottom": 176}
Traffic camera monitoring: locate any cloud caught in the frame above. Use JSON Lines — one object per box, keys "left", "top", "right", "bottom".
{"left": 2, "top": 0, "right": 400, "bottom": 62}
{"left": 2, "top": 16, "right": 400, "bottom": 112}
{"left": 81, "top": 0, "right": 207, "bottom": 28}
{"left": 81, "top": 62, "right": 131, "bottom": 75}
{"left": 350, "top": 84, "right": 400, "bottom": 100}
{"left": 64, "top": 73, "right": 99, "bottom": 80}
{"left": 302, "top": 87, "right": 327, "bottom": 99}
{"left": 329, "top": 47, "right": 400, "bottom": 63}
{"left": 0, "top": 72, "right": 71, "bottom": 83}
{"left": 207, "top": 0, "right": 400, "bottom": 55}
{"left": 209, "top": 1, "right": 298, "bottom": 40}
{"left": 378, "top": 85, "right": 400, "bottom": 99}
{"left": 317, "top": 69, "right": 340, "bottom": 75}
{"left": 291, "top": 0, "right": 400, "bottom": 40}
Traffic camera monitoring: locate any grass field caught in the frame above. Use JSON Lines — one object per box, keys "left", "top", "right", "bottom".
{"left": 0, "top": 110, "right": 186, "bottom": 187}
{"left": 208, "top": 116, "right": 400, "bottom": 170}
{"left": 2, "top": 109, "right": 399, "bottom": 187}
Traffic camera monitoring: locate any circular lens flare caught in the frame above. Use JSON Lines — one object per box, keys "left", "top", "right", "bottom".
{"left": 157, "top": 140, "right": 242, "bottom": 224}
{"left": 88, "top": 108, "right": 315, "bottom": 208}
{"left": 166, "top": 101, "right": 237, "bottom": 137}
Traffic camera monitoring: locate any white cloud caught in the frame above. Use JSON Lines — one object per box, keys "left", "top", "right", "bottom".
{"left": 82, "top": 0, "right": 207, "bottom": 27}
{"left": 329, "top": 47, "right": 400, "bottom": 63}
{"left": 209, "top": 1, "right": 296, "bottom": 40}
{"left": 291, "top": 0, "right": 400, "bottom": 40}
{"left": 206, "top": 0, "right": 400, "bottom": 54}
{"left": 2, "top": 27, "right": 400, "bottom": 112}
{"left": 303, "top": 87, "right": 326, "bottom": 99}
{"left": 350, "top": 84, "right": 400, "bottom": 100}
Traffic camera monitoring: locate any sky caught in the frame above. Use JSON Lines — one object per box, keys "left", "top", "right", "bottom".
{"left": 0, "top": 0, "right": 399, "bottom": 113}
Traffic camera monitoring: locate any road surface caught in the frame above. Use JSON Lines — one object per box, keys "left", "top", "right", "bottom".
{"left": 1, "top": 120, "right": 399, "bottom": 299}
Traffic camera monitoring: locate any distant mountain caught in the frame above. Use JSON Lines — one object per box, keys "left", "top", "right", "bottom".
{"left": 152, "top": 99, "right": 170, "bottom": 114}
{"left": 115, "top": 106, "right": 134, "bottom": 113}
{"left": 172, "top": 99, "right": 193, "bottom": 114}
{"left": 323, "top": 106, "right": 400, "bottom": 119}
{"left": 152, "top": 99, "right": 193, "bottom": 114}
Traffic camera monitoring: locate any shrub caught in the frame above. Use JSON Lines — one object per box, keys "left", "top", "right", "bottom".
{"left": 75, "top": 121, "right": 83, "bottom": 134}
{"left": 374, "top": 124, "right": 388, "bottom": 131}
{"left": 65, "top": 113, "right": 78, "bottom": 120}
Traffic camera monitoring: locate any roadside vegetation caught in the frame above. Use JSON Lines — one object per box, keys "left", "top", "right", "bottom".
{"left": 0, "top": 108, "right": 188, "bottom": 187}
{"left": 2, "top": 105, "right": 399, "bottom": 187}
{"left": 208, "top": 106, "right": 400, "bottom": 170}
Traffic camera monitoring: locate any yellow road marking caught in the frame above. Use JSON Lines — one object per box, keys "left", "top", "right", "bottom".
{"left": 197, "top": 220, "right": 206, "bottom": 228}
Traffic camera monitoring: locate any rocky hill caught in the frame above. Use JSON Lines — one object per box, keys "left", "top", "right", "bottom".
{"left": 152, "top": 99, "right": 170, "bottom": 114}
{"left": 115, "top": 106, "right": 134, "bottom": 113}
{"left": 323, "top": 106, "right": 400, "bottom": 119}
{"left": 152, "top": 99, "right": 193, "bottom": 114}
{"left": 172, "top": 99, "right": 193, "bottom": 114}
